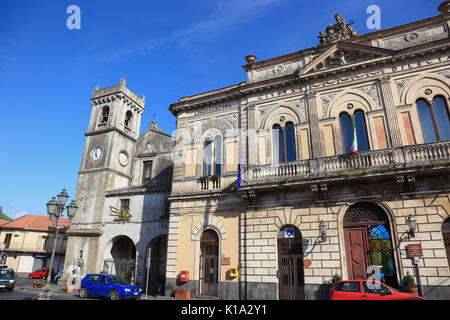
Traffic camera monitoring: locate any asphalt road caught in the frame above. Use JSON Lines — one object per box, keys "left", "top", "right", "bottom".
{"left": 0, "top": 288, "right": 88, "bottom": 300}
{"left": 0, "top": 276, "right": 95, "bottom": 300}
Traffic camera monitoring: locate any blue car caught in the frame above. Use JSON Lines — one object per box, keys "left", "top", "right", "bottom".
{"left": 79, "top": 274, "right": 142, "bottom": 300}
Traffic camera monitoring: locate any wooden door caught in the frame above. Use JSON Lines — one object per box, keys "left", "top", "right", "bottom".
{"left": 443, "top": 231, "right": 450, "bottom": 267}
{"left": 277, "top": 238, "right": 305, "bottom": 300}
{"left": 198, "top": 230, "right": 219, "bottom": 296}
{"left": 344, "top": 227, "right": 370, "bottom": 280}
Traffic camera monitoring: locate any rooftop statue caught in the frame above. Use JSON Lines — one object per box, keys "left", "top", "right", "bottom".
{"left": 318, "top": 14, "right": 358, "bottom": 45}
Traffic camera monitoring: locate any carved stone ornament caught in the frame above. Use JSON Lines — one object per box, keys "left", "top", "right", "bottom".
{"left": 318, "top": 14, "right": 358, "bottom": 45}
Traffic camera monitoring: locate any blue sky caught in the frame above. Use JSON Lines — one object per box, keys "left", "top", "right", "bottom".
{"left": 0, "top": 0, "right": 442, "bottom": 219}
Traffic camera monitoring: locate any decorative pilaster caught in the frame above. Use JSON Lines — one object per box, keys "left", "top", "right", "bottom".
{"left": 247, "top": 104, "right": 258, "bottom": 166}
{"left": 306, "top": 90, "right": 323, "bottom": 158}
{"left": 379, "top": 76, "right": 403, "bottom": 147}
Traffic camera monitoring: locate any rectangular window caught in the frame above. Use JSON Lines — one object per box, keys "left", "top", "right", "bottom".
{"left": 142, "top": 161, "right": 153, "bottom": 184}
{"left": 3, "top": 234, "right": 12, "bottom": 249}
{"left": 120, "top": 199, "right": 130, "bottom": 211}
{"left": 87, "top": 275, "right": 99, "bottom": 283}
{"left": 40, "top": 236, "right": 48, "bottom": 251}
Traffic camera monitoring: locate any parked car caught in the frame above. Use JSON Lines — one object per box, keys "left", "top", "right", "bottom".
{"left": 53, "top": 270, "right": 63, "bottom": 283}
{"left": 0, "top": 268, "right": 15, "bottom": 291}
{"left": 330, "top": 280, "right": 425, "bottom": 300}
{"left": 28, "top": 268, "right": 54, "bottom": 280}
{"left": 79, "top": 274, "right": 142, "bottom": 300}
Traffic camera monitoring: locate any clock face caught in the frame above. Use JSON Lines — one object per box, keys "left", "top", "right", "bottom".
{"left": 90, "top": 147, "right": 103, "bottom": 161}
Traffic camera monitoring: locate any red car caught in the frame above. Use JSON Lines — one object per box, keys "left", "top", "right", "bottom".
{"left": 330, "top": 280, "right": 425, "bottom": 300}
{"left": 28, "top": 268, "right": 54, "bottom": 280}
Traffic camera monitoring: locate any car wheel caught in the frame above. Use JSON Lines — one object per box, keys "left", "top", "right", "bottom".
{"left": 109, "top": 289, "right": 120, "bottom": 301}
{"left": 7, "top": 288, "right": 14, "bottom": 292}
{"left": 79, "top": 287, "right": 88, "bottom": 299}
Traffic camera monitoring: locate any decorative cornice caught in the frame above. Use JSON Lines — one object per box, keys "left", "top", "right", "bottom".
{"left": 169, "top": 40, "right": 450, "bottom": 116}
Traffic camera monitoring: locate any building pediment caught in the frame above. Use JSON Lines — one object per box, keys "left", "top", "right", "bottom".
{"left": 298, "top": 42, "right": 394, "bottom": 76}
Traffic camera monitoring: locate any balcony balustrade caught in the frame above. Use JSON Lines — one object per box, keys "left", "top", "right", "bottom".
{"left": 241, "top": 141, "right": 450, "bottom": 187}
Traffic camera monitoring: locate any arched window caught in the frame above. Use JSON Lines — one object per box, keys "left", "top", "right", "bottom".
{"left": 203, "top": 139, "right": 212, "bottom": 177}
{"left": 273, "top": 122, "right": 296, "bottom": 164}
{"left": 124, "top": 111, "right": 133, "bottom": 129}
{"left": 417, "top": 99, "right": 438, "bottom": 143}
{"left": 340, "top": 111, "right": 370, "bottom": 154}
{"left": 433, "top": 96, "right": 450, "bottom": 141}
{"left": 273, "top": 124, "right": 284, "bottom": 164}
{"left": 101, "top": 106, "right": 109, "bottom": 124}
{"left": 203, "top": 135, "right": 223, "bottom": 177}
{"left": 340, "top": 112, "right": 353, "bottom": 154}
{"left": 354, "top": 110, "right": 369, "bottom": 152}
{"left": 285, "top": 122, "right": 296, "bottom": 162}
{"left": 214, "top": 136, "right": 222, "bottom": 176}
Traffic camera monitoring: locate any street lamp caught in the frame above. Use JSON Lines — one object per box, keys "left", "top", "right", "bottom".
{"left": 319, "top": 220, "right": 327, "bottom": 242}
{"left": 44, "top": 188, "right": 78, "bottom": 293}
{"left": 406, "top": 214, "right": 417, "bottom": 239}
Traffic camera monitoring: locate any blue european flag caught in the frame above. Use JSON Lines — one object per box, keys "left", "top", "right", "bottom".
{"left": 237, "top": 140, "right": 243, "bottom": 190}
{"left": 237, "top": 163, "right": 242, "bottom": 190}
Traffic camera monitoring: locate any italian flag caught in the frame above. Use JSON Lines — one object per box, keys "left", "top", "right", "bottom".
{"left": 349, "top": 118, "right": 358, "bottom": 154}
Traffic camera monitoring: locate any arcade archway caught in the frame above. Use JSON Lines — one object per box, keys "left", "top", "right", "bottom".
{"left": 107, "top": 236, "right": 136, "bottom": 283}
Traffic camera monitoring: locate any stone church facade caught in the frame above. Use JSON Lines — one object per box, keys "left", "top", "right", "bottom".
{"left": 60, "top": 79, "right": 175, "bottom": 295}
{"left": 61, "top": 2, "right": 450, "bottom": 300}
{"left": 165, "top": 2, "right": 450, "bottom": 300}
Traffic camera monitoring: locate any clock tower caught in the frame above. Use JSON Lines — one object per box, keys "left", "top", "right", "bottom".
{"left": 62, "top": 79, "right": 145, "bottom": 279}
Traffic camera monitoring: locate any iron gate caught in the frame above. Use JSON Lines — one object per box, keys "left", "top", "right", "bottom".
{"left": 277, "top": 237, "right": 305, "bottom": 300}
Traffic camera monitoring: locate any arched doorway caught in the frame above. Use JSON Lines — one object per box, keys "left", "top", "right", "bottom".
{"left": 198, "top": 229, "right": 219, "bottom": 296}
{"left": 442, "top": 218, "right": 450, "bottom": 268}
{"left": 109, "top": 236, "right": 136, "bottom": 283}
{"left": 277, "top": 225, "right": 305, "bottom": 300}
{"left": 146, "top": 235, "right": 167, "bottom": 296}
{"left": 343, "top": 203, "right": 398, "bottom": 288}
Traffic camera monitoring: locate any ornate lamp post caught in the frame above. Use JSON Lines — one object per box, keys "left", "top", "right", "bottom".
{"left": 406, "top": 214, "right": 417, "bottom": 239}
{"left": 319, "top": 220, "right": 327, "bottom": 242}
{"left": 44, "top": 189, "right": 78, "bottom": 292}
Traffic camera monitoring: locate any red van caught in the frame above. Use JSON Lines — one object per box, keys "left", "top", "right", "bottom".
{"left": 28, "top": 268, "right": 53, "bottom": 280}
{"left": 330, "top": 280, "right": 424, "bottom": 300}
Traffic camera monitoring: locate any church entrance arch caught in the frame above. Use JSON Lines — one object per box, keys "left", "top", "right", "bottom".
{"left": 343, "top": 203, "right": 398, "bottom": 288}
{"left": 105, "top": 236, "right": 136, "bottom": 283}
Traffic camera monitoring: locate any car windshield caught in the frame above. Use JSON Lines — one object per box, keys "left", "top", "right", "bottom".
{"left": 109, "top": 276, "right": 129, "bottom": 285}
{"left": 0, "top": 270, "right": 14, "bottom": 279}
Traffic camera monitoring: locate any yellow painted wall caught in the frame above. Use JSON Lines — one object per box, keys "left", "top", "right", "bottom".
{"left": 185, "top": 148, "right": 197, "bottom": 177}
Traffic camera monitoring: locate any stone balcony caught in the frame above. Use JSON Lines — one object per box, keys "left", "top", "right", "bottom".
{"left": 241, "top": 141, "right": 450, "bottom": 188}
{"left": 170, "top": 142, "right": 450, "bottom": 197}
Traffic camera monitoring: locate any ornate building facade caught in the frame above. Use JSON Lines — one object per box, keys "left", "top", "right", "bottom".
{"left": 165, "top": 2, "right": 450, "bottom": 300}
